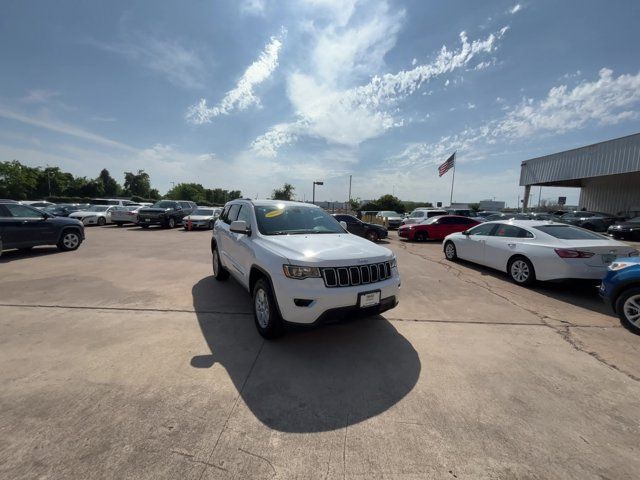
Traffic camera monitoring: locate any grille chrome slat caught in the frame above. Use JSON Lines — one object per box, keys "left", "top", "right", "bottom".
{"left": 321, "top": 261, "right": 392, "bottom": 288}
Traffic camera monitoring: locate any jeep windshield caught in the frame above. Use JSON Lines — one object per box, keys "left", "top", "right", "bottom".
{"left": 254, "top": 204, "right": 345, "bottom": 235}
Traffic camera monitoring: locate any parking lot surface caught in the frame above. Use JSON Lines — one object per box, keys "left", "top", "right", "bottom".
{"left": 1, "top": 226, "right": 639, "bottom": 479}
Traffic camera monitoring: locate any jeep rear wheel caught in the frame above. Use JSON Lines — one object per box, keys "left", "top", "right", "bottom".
{"left": 167, "top": 217, "right": 176, "bottom": 228}
{"left": 252, "top": 278, "right": 283, "bottom": 339}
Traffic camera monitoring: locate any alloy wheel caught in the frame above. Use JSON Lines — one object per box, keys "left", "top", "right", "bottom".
{"left": 63, "top": 233, "right": 79, "bottom": 249}
{"left": 212, "top": 250, "right": 219, "bottom": 275}
{"left": 445, "top": 243, "right": 455, "bottom": 259}
{"left": 510, "top": 260, "right": 529, "bottom": 283}
{"left": 623, "top": 294, "right": 640, "bottom": 327}
{"left": 254, "top": 288, "right": 270, "bottom": 328}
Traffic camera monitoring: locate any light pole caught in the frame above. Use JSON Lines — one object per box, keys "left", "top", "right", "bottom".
{"left": 312, "top": 181, "right": 323, "bottom": 205}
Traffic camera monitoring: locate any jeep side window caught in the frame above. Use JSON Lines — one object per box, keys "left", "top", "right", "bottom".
{"left": 236, "top": 205, "right": 252, "bottom": 225}
{"left": 227, "top": 204, "right": 241, "bottom": 223}
{"left": 219, "top": 205, "right": 230, "bottom": 224}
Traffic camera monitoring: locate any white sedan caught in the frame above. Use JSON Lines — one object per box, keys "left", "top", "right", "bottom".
{"left": 182, "top": 207, "right": 222, "bottom": 230}
{"left": 443, "top": 220, "right": 638, "bottom": 285}
{"left": 68, "top": 205, "right": 115, "bottom": 226}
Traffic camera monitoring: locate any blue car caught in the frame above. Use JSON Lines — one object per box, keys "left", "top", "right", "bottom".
{"left": 600, "top": 257, "right": 640, "bottom": 333}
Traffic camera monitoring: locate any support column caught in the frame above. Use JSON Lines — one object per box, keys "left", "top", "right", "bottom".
{"left": 523, "top": 185, "right": 531, "bottom": 211}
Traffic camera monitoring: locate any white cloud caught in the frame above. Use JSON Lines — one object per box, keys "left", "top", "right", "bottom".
{"left": 392, "top": 68, "right": 640, "bottom": 171}
{"left": 411, "top": 58, "right": 417, "bottom": 66}
{"left": 93, "top": 34, "right": 205, "bottom": 89}
{"left": 467, "top": 103, "right": 476, "bottom": 109}
{"left": 496, "top": 68, "right": 640, "bottom": 137}
{"left": 254, "top": 24, "right": 508, "bottom": 155}
{"left": 21, "top": 89, "right": 60, "bottom": 104}
{"left": 240, "top": 0, "right": 266, "bottom": 15}
{"left": 186, "top": 31, "right": 285, "bottom": 124}
{"left": 0, "top": 106, "right": 137, "bottom": 152}
{"left": 509, "top": 4, "right": 522, "bottom": 14}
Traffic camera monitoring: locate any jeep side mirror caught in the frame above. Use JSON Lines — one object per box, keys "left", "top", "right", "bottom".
{"left": 230, "top": 220, "right": 251, "bottom": 235}
{"left": 339, "top": 221, "right": 348, "bottom": 231}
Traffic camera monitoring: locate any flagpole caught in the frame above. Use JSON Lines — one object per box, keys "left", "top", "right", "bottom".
{"left": 449, "top": 152, "right": 456, "bottom": 206}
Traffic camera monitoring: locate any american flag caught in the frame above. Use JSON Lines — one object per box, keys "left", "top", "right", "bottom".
{"left": 438, "top": 152, "right": 455, "bottom": 177}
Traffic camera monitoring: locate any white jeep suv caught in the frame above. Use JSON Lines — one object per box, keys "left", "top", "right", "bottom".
{"left": 211, "top": 199, "right": 400, "bottom": 338}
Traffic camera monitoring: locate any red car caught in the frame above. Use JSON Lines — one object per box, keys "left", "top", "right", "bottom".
{"left": 398, "top": 215, "right": 480, "bottom": 241}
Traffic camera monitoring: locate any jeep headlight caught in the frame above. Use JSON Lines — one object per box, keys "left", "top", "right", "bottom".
{"left": 389, "top": 255, "right": 397, "bottom": 269}
{"left": 283, "top": 265, "right": 321, "bottom": 280}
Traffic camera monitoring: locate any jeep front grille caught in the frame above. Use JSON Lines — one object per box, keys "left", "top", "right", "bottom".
{"left": 321, "top": 262, "right": 392, "bottom": 288}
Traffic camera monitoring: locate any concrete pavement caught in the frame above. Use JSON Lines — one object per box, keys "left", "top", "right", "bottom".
{"left": 1, "top": 225, "right": 639, "bottom": 479}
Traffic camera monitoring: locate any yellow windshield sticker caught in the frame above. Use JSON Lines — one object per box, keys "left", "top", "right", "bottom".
{"left": 265, "top": 209, "right": 283, "bottom": 218}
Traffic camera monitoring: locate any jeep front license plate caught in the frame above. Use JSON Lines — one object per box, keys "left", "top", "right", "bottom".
{"left": 359, "top": 290, "right": 381, "bottom": 308}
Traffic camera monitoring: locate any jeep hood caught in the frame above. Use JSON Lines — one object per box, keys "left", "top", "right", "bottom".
{"left": 259, "top": 233, "right": 392, "bottom": 264}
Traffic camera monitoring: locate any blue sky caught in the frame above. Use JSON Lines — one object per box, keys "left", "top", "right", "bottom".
{"left": 1, "top": 0, "right": 639, "bottom": 206}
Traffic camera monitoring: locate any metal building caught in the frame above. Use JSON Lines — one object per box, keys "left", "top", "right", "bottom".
{"left": 519, "top": 132, "right": 640, "bottom": 214}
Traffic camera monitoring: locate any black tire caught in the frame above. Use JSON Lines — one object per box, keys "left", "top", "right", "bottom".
{"left": 615, "top": 287, "right": 640, "bottom": 334}
{"left": 212, "top": 244, "right": 229, "bottom": 281}
{"left": 97, "top": 217, "right": 106, "bottom": 226}
{"left": 252, "top": 277, "right": 283, "bottom": 339}
{"left": 57, "top": 229, "right": 82, "bottom": 251}
{"left": 444, "top": 241, "right": 457, "bottom": 261}
{"left": 115, "top": 222, "right": 123, "bottom": 227}
{"left": 414, "top": 231, "right": 427, "bottom": 242}
{"left": 165, "top": 217, "right": 176, "bottom": 229}
{"left": 507, "top": 256, "right": 536, "bottom": 286}
{"left": 366, "top": 230, "right": 379, "bottom": 242}
{"left": 208, "top": 221, "right": 214, "bottom": 230}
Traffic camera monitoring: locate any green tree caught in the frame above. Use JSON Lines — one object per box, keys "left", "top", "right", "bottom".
{"left": 348, "top": 197, "right": 361, "bottom": 211}
{"left": 98, "top": 169, "right": 121, "bottom": 197}
{"left": 468, "top": 202, "right": 480, "bottom": 212}
{"left": 166, "top": 183, "right": 206, "bottom": 203}
{"left": 376, "top": 194, "right": 405, "bottom": 213}
{"left": 123, "top": 170, "right": 151, "bottom": 197}
{"left": 0, "top": 160, "right": 39, "bottom": 199}
{"left": 272, "top": 183, "right": 295, "bottom": 200}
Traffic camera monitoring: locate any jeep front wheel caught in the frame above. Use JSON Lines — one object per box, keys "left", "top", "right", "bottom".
{"left": 212, "top": 245, "right": 229, "bottom": 281}
{"left": 252, "top": 278, "right": 283, "bottom": 339}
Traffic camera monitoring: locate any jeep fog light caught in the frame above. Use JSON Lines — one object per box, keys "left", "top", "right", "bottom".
{"left": 283, "top": 265, "right": 321, "bottom": 280}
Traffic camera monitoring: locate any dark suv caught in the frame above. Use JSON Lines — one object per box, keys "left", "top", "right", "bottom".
{"left": 137, "top": 200, "right": 197, "bottom": 228}
{"left": 333, "top": 214, "right": 388, "bottom": 242}
{"left": 0, "top": 201, "right": 85, "bottom": 253}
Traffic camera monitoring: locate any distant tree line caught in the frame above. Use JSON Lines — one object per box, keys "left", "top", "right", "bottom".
{"left": 0, "top": 160, "right": 242, "bottom": 205}
{"left": 165, "top": 183, "right": 241, "bottom": 205}
{"left": 358, "top": 195, "right": 433, "bottom": 214}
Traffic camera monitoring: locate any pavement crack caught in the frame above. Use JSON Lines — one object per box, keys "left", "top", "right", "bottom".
{"left": 557, "top": 326, "right": 640, "bottom": 382}
{"left": 399, "top": 243, "right": 640, "bottom": 383}
{"left": 171, "top": 449, "right": 227, "bottom": 471}
{"left": 238, "top": 447, "right": 277, "bottom": 476}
